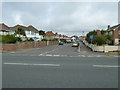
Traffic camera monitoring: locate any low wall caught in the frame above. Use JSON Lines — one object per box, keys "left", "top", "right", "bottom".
{"left": 82, "top": 40, "right": 120, "bottom": 52}
{"left": 0, "top": 41, "right": 58, "bottom": 51}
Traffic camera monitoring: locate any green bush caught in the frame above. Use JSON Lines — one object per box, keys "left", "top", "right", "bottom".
{"left": 15, "top": 37, "right": 22, "bottom": 42}
{"left": 93, "top": 35, "right": 106, "bottom": 45}
{"left": 28, "top": 38, "right": 34, "bottom": 41}
{"left": 2, "top": 35, "right": 17, "bottom": 43}
{"left": 49, "top": 39, "right": 52, "bottom": 41}
{"left": 41, "top": 39, "right": 48, "bottom": 41}
{"left": 52, "top": 39, "right": 58, "bottom": 41}
{"left": 85, "top": 38, "right": 91, "bottom": 44}
{"left": 48, "top": 39, "right": 58, "bottom": 41}
{"left": 60, "top": 39, "right": 66, "bottom": 43}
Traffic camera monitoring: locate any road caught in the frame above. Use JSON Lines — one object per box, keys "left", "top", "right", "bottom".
{"left": 2, "top": 42, "right": 119, "bottom": 88}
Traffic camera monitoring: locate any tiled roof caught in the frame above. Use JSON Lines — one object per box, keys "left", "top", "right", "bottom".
{"left": 10, "top": 25, "right": 29, "bottom": 31}
{"left": 46, "top": 31, "right": 55, "bottom": 36}
{"left": 10, "top": 25, "right": 39, "bottom": 33}
{"left": 108, "top": 24, "right": 120, "bottom": 30}
{"left": 27, "top": 25, "right": 38, "bottom": 33}
{"left": 0, "top": 23, "right": 10, "bottom": 31}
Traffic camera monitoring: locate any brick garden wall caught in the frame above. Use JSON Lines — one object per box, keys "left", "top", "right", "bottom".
{"left": 0, "top": 41, "right": 58, "bottom": 51}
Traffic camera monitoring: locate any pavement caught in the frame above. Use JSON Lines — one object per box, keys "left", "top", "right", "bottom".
{"left": 2, "top": 42, "right": 119, "bottom": 88}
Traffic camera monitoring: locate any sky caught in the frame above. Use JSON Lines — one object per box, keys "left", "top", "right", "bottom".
{"left": 1, "top": 2, "right": 118, "bottom": 36}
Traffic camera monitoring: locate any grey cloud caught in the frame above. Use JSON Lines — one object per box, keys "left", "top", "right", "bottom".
{"left": 2, "top": 2, "right": 118, "bottom": 36}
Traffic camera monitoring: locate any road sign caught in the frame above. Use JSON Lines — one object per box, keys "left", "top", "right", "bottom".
{"left": 90, "top": 35, "right": 94, "bottom": 39}
{"left": 34, "top": 37, "right": 37, "bottom": 39}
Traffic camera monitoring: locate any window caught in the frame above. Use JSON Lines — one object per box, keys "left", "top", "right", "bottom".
{"left": 118, "top": 30, "right": 120, "bottom": 35}
{"left": 109, "top": 31, "right": 113, "bottom": 35}
{"left": 10, "top": 31, "right": 15, "bottom": 35}
{"left": 26, "top": 31, "right": 30, "bottom": 35}
{"left": 31, "top": 32, "right": 34, "bottom": 35}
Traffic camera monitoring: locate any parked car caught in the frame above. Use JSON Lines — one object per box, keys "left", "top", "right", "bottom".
{"left": 34, "top": 38, "right": 40, "bottom": 41}
{"left": 72, "top": 42, "right": 79, "bottom": 47}
{"left": 59, "top": 42, "right": 64, "bottom": 45}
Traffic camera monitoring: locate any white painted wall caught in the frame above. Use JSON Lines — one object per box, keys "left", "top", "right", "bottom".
{"left": 83, "top": 40, "right": 120, "bottom": 52}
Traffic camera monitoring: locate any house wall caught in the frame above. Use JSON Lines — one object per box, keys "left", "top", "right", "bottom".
{"left": 44, "top": 36, "right": 54, "bottom": 40}
{"left": 0, "top": 31, "right": 9, "bottom": 35}
{"left": 113, "top": 26, "right": 120, "bottom": 45}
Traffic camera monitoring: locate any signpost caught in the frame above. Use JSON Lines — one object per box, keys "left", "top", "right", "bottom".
{"left": 34, "top": 37, "right": 37, "bottom": 40}
{"left": 90, "top": 35, "right": 94, "bottom": 44}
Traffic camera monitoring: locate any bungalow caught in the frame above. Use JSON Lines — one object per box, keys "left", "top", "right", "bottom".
{"left": 27, "top": 25, "right": 43, "bottom": 40}
{"left": 54, "top": 33, "right": 60, "bottom": 39}
{"left": 0, "top": 23, "right": 10, "bottom": 35}
{"left": 79, "top": 36, "right": 87, "bottom": 40}
{"left": 106, "top": 24, "right": 120, "bottom": 45}
{"left": 0, "top": 23, "right": 43, "bottom": 41}
{"left": 45, "top": 31, "right": 55, "bottom": 40}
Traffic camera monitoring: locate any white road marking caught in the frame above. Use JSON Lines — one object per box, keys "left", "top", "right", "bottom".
{"left": 61, "top": 55, "right": 67, "bottom": 56}
{"left": 39, "top": 54, "right": 43, "bottom": 56}
{"left": 53, "top": 55, "right": 60, "bottom": 56}
{"left": 4, "top": 63, "right": 61, "bottom": 66}
{"left": 96, "top": 55, "right": 101, "bottom": 57}
{"left": 81, "top": 55, "right": 85, "bottom": 57}
{"left": 87, "top": 55, "right": 93, "bottom": 57}
{"left": 93, "top": 65, "right": 120, "bottom": 68}
{"left": 46, "top": 54, "right": 53, "bottom": 56}
{"left": 10, "top": 52, "right": 15, "bottom": 53}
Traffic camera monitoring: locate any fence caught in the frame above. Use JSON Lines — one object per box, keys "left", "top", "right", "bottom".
{"left": 82, "top": 40, "right": 120, "bottom": 52}
{"left": 0, "top": 41, "right": 58, "bottom": 51}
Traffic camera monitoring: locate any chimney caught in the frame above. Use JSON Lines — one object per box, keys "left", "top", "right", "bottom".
{"left": 108, "top": 25, "right": 110, "bottom": 30}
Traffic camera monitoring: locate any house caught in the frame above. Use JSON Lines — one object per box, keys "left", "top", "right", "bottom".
{"left": 0, "top": 23, "right": 43, "bottom": 41}
{"left": 9, "top": 25, "right": 43, "bottom": 40}
{"left": 45, "top": 31, "right": 55, "bottom": 40}
{"left": 79, "top": 36, "right": 87, "bottom": 40}
{"left": 106, "top": 24, "right": 120, "bottom": 45}
{"left": 27, "top": 25, "right": 43, "bottom": 40}
{"left": 96, "top": 30, "right": 101, "bottom": 36}
{"left": 54, "top": 33, "right": 59, "bottom": 39}
{"left": 9, "top": 24, "right": 28, "bottom": 36}
{"left": 0, "top": 23, "right": 11, "bottom": 35}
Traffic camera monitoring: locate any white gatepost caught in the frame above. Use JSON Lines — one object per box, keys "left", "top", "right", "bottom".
{"left": 47, "top": 41, "right": 49, "bottom": 46}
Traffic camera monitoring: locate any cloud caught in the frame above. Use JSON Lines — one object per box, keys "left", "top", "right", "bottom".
{"left": 13, "top": 13, "right": 23, "bottom": 24}
{"left": 2, "top": 2, "right": 118, "bottom": 36}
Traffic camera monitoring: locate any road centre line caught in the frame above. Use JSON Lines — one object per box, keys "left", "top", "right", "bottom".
{"left": 93, "top": 65, "right": 120, "bottom": 68}
{"left": 4, "top": 63, "right": 61, "bottom": 66}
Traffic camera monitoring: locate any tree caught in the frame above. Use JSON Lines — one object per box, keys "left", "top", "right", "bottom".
{"left": 101, "top": 30, "right": 106, "bottom": 35}
{"left": 86, "top": 30, "right": 97, "bottom": 43}
{"left": 105, "top": 34, "right": 113, "bottom": 45}
{"left": 92, "top": 35, "right": 106, "bottom": 45}
{"left": 39, "top": 30, "right": 46, "bottom": 37}
{"left": 14, "top": 28, "right": 26, "bottom": 37}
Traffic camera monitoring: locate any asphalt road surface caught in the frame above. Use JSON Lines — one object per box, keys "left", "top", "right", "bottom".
{"left": 2, "top": 42, "right": 119, "bottom": 88}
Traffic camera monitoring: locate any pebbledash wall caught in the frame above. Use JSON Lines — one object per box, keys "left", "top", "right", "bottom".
{"left": 0, "top": 41, "right": 58, "bottom": 51}
{"left": 83, "top": 40, "right": 120, "bottom": 52}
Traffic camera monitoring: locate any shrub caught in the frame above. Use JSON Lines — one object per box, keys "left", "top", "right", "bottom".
{"left": 60, "top": 39, "right": 66, "bottom": 43}
{"left": 85, "top": 38, "right": 91, "bottom": 44}
{"left": 93, "top": 35, "right": 106, "bottom": 45}
{"left": 49, "top": 39, "right": 52, "bottom": 41}
{"left": 2, "top": 35, "right": 16, "bottom": 43}
{"left": 52, "top": 39, "right": 58, "bottom": 41}
{"left": 28, "top": 38, "right": 34, "bottom": 41}
{"left": 41, "top": 39, "right": 48, "bottom": 41}
{"left": 15, "top": 37, "right": 22, "bottom": 42}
